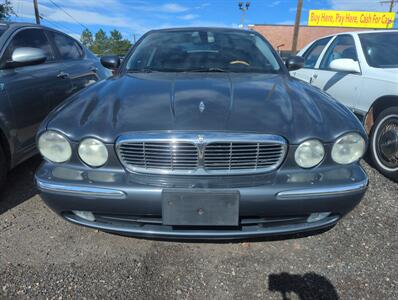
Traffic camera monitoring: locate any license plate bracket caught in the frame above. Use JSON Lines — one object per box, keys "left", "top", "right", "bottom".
{"left": 162, "top": 189, "right": 240, "bottom": 226}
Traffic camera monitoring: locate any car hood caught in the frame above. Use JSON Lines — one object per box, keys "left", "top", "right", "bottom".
{"left": 46, "top": 73, "right": 365, "bottom": 144}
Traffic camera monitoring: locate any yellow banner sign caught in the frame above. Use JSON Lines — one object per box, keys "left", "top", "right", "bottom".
{"left": 308, "top": 10, "right": 395, "bottom": 29}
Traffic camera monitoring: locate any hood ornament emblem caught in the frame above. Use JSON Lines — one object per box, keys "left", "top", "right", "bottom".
{"left": 197, "top": 135, "right": 205, "bottom": 160}
{"left": 199, "top": 101, "right": 205, "bottom": 113}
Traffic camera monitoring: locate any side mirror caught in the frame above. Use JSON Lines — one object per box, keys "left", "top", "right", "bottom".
{"left": 285, "top": 56, "right": 305, "bottom": 71}
{"left": 8, "top": 47, "right": 47, "bottom": 68}
{"left": 329, "top": 58, "right": 360, "bottom": 73}
{"left": 100, "top": 55, "right": 121, "bottom": 70}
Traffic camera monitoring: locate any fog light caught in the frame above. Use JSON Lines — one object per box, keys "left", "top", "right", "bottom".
{"left": 73, "top": 210, "right": 95, "bottom": 222}
{"left": 307, "top": 212, "right": 331, "bottom": 223}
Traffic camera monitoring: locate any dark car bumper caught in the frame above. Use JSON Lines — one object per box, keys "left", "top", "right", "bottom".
{"left": 35, "top": 162, "right": 368, "bottom": 240}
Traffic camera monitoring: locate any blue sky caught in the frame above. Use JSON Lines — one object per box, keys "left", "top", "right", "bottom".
{"left": 8, "top": 0, "right": 397, "bottom": 40}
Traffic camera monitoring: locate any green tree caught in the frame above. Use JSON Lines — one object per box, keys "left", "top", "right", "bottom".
{"left": 109, "top": 29, "right": 132, "bottom": 56}
{"left": 80, "top": 29, "right": 94, "bottom": 49}
{"left": 90, "top": 29, "right": 109, "bottom": 55}
{"left": 0, "top": 2, "right": 14, "bottom": 21}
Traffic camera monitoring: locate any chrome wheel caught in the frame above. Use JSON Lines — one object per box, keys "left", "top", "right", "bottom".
{"left": 373, "top": 114, "right": 398, "bottom": 172}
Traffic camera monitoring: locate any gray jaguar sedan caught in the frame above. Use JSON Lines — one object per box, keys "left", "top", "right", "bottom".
{"left": 35, "top": 28, "right": 368, "bottom": 239}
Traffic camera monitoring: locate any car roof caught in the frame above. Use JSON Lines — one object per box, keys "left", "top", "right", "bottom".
{"left": 0, "top": 21, "right": 41, "bottom": 29}
{"left": 323, "top": 29, "right": 398, "bottom": 38}
{"left": 0, "top": 21, "right": 83, "bottom": 44}
{"left": 149, "top": 27, "right": 253, "bottom": 34}
{"left": 0, "top": 21, "right": 75, "bottom": 34}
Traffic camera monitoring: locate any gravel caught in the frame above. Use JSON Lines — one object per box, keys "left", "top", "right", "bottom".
{"left": 0, "top": 157, "right": 397, "bottom": 299}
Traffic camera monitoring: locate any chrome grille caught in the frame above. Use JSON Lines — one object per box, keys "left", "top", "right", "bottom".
{"left": 118, "top": 142, "right": 198, "bottom": 172}
{"left": 204, "top": 142, "right": 285, "bottom": 171}
{"left": 116, "top": 132, "right": 287, "bottom": 175}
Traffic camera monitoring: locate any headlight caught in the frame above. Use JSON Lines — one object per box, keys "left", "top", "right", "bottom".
{"left": 38, "top": 131, "right": 72, "bottom": 163}
{"left": 332, "top": 133, "right": 366, "bottom": 164}
{"left": 78, "top": 138, "right": 108, "bottom": 167}
{"left": 295, "top": 139, "right": 325, "bottom": 168}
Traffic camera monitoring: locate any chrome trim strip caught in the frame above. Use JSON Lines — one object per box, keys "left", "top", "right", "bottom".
{"left": 117, "top": 132, "right": 287, "bottom": 143}
{"left": 276, "top": 178, "right": 368, "bottom": 199}
{"left": 36, "top": 178, "right": 126, "bottom": 199}
{"left": 115, "top": 132, "right": 288, "bottom": 175}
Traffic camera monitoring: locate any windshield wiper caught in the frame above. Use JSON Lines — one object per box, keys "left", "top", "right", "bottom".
{"left": 127, "top": 68, "right": 160, "bottom": 73}
{"left": 184, "top": 67, "right": 226, "bottom": 73}
{"left": 127, "top": 67, "right": 227, "bottom": 73}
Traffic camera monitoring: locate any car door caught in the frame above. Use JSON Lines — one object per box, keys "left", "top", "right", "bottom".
{"left": 47, "top": 30, "right": 100, "bottom": 106}
{"left": 0, "top": 28, "right": 71, "bottom": 154}
{"left": 291, "top": 36, "right": 332, "bottom": 83}
{"left": 309, "top": 35, "right": 362, "bottom": 109}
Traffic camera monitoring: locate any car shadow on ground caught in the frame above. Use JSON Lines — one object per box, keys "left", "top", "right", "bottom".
{"left": 268, "top": 272, "right": 339, "bottom": 300}
{"left": 0, "top": 156, "right": 42, "bottom": 215}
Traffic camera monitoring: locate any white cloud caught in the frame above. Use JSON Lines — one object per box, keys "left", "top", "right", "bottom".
{"left": 159, "top": 3, "right": 189, "bottom": 13}
{"left": 9, "top": 0, "right": 228, "bottom": 36}
{"left": 186, "top": 20, "right": 230, "bottom": 28}
{"left": 11, "top": 0, "right": 152, "bottom": 34}
{"left": 179, "top": 14, "right": 199, "bottom": 20}
{"left": 269, "top": 1, "right": 281, "bottom": 7}
{"left": 329, "top": 0, "right": 391, "bottom": 12}
{"left": 194, "top": 3, "right": 210, "bottom": 9}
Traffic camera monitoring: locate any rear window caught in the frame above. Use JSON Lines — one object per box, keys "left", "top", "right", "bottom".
{"left": 359, "top": 32, "right": 398, "bottom": 68}
{"left": 50, "top": 31, "right": 83, "bottom": 60}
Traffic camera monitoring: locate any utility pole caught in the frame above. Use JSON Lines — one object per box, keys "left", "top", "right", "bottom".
{"left": 33, "top": 0, "right": 40, "bottom": 24}
{"left": 238, "top": 2, "right": 250, "bottom": 29}
{"left": 291, "top": 0, "right": 303, "bottom": 53}
{"left": 389, "top": 0, "right": 395, "bottom": 12}
{"left": 380, "top": 0, "right": 396, "bottom": 12}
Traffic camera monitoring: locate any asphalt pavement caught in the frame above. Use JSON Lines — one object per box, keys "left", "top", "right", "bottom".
{"left": 0, "top": 156, "right": 397, "bottom": 299}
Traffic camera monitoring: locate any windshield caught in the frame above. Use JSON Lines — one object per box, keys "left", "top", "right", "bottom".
{"left": 125, "top": 30, "right": 281, "bottom": 73}
{"left": 359, "top": 32, "right": 398, "bottom": 68}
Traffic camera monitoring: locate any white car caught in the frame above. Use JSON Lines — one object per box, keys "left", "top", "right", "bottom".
{"left": 291, "top": 30, "right": 398, "bottom": 181}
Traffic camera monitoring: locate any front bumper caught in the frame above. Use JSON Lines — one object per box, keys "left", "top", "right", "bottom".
{"left": 36, "top": 162, "right": 368, "bottom": 240}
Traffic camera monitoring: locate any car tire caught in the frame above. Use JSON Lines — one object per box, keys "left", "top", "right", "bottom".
{"left": 0, "top": 145, "right": 7, "bottom": 188}
{"left": 369, "top": 107, "right": 398, "bottom": 181}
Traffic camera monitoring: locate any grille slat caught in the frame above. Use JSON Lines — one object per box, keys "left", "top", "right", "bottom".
{"left": 117, "top": 134, "right": 286, "bottom": 175}
{"left": 204, "top": 142, "right": 285, "bottom": 172}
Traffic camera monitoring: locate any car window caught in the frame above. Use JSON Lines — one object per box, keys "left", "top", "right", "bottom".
{"left": 126, "top": 30, "right": 281, "bottom": 73}
{"left": 0, "top": 25, "right": 7, "bottom": 37}
{"left": 320, "top": 35, "right": 358, "bottom": 69}
{"left": 302, "top": 37, "right": 332, "bottom": 68}
{"left": 359, "top": 32, "right": 398, "bottom": 68}
{"left": 50, "top": 31, "right": 83, "bottom": 60}
{"left": 1, "top": 28, "right": 54, "bottom": 67}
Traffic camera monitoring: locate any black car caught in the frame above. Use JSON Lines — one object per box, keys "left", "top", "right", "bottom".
{"left": 35, "top": 28, "right": 368, "bottom": 240}
{"left": 0, "top": 22, "right": 110, "bottom": 185}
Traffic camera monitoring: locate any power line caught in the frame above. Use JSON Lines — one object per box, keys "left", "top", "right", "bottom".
{"left": 47, "top": 0, "right": 89, "bottom": 31}
{"left": 40, "top": 14, "right": 81, "bottom": 37}
{"left": 379, "top": 0, "right": 396, "bottom": 12}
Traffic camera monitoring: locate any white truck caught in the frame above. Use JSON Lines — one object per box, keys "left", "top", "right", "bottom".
{"left": 291, "top": 30, "right": 398, "bottom": 181}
